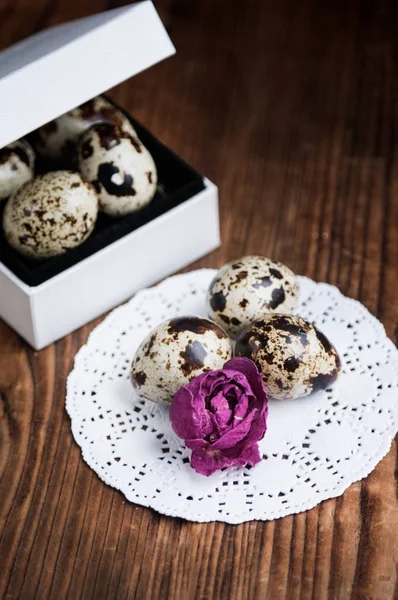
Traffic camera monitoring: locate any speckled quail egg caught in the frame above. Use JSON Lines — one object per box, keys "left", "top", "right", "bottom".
{"left": 207, "top": 256, "right": 298, "bottom": 338}
{"left": 77, "top": 122, "right": 157, "bottom": 217}
{"left": 235, "top": 314, "right": 340, "bottom": 400}
{"left": 30, "top": 96, "right": 136, "bottom": 162}
{"left": 3, "top": 171, "right": 98, "bottom": 259}
{"left": 0, "top": 140, "right": 35, "bottom": 202}
{"left": 131, "top": 316, "right": 232, "bottom": 405}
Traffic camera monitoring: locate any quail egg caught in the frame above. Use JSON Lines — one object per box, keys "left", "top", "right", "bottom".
{"left": 0, "top": 140, "right": 35, "bottom": 202}
{"left": 207, "top": 256, "right": 298, "bottom": 338}
{"left": 77, "top": 122, "right": 157, "bottom": 217}
{"left": 3, "top": 171, "right": 98, "bottom": 259}
{"left": 131, "top": 316, "right": 232, "bottom": 405}
{"left": 30, "top": 96, "right": 136, "bottom": 162}
{"left": 235, "top": 314, "right": 340, "bottom": 400}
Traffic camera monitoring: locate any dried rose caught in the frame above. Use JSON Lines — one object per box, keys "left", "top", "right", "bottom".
{"left": 169, "top": 357, "right": 268, "bottom": 476}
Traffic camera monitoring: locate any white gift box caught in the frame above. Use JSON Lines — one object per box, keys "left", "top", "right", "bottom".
{"left": 0, "top": 1, "right": 220, "bottom": 350}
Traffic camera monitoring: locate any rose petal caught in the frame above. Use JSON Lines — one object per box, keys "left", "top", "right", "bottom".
{"left": 188, "top": 370, "right": 209, "bottom": 398}
{"left": 210, "top": 390, "right": 230, "bottom": 412}
{"left": 233, "top": 392, "right": 249, "bottom": 420}
{"left": 245, "top": 408, "right": 268, "bottom": 444}
{"left": 185, "top": 437, "right": 208, "bottom": 450}
{"left": 206, "top": 371, "right": 228, "bottom": 396}
{"left": 235, "top": 443, "right": 262, "bottom": 466}
{"left": 211, "top": 408, "right": 257, "bottom": 450}
{"left": 214, "top": 407, "right": 233, "bottom": 429}
{"left": 170, "top": 386, "right": 202, "bottom": 440}
{"left": 190, "top": 447, "right": 228, "bottom": 476}
{"left": 225, "top": 358, "right": 268, "bottom": 411}
{"left": 207, "top": 409, "right": 234, "bottom": 435}
{"left": 190, "top": 442, "right": 262, "bottom": 476}
{"left": 200, "top": 412, "right": 215, "bottom": 438}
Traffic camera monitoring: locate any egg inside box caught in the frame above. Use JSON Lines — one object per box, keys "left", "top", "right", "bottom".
{"left": 0, "top": 100, "right": 205, "bottom": 287}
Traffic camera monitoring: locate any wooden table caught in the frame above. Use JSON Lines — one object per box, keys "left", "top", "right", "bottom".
{"left": 1, "top": 0, "right": 398, "bottom": 598}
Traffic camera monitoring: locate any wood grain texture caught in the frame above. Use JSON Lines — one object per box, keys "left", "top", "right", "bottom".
{"left": 1, "top": 0, "right": 398, "bottom": 598}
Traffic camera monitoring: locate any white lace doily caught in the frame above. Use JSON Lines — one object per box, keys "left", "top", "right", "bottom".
{"left": 66, "top": 269, "right": 398, "bottom": 523}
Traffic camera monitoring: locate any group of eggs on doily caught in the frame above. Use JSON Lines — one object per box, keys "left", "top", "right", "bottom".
{"left": 131, "top": 256, "right": 341, "bottom": 405}
{"left": 0, "top": 95, "right": 157, "bottom": 260}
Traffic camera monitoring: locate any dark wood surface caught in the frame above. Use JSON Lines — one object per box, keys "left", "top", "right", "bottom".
{"left": 1, "top": 0, "right": 398, "bottom": 598}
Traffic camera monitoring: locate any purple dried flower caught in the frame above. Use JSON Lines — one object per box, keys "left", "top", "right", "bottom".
{"left": 170, "top": 357, "right": 268, "bottom": 476}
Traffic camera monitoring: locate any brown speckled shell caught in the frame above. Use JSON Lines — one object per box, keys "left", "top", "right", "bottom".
{"left": 235, "top": 314, "right": 340, "bottom": 399}
{"left": 0, "top": 140, "right": 35, "bottom": 202}
{"left": 77, "top": 123, "right": 157, "bottom": 217}
{"left": 30, "top": 96, "right": 136, "bottom": 161}
{"left": 131, "top": 316, "right": 232, "bottom": 405}
{"left": 2, "top": 171, "right": 98, "bottom": 259}
{"left": 207, "top": 256, "right": 298, "bottom": 338}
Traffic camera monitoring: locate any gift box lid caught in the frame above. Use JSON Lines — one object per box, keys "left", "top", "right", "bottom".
{"left": 0, "top": 1, "right": 175, "bottom": 150}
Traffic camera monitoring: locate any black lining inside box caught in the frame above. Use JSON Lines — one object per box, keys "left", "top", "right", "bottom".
{"left": 0, "top": 110, "right": 205, "bottom": 287}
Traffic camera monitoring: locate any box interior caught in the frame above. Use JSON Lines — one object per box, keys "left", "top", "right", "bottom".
{"left": 0, "top": 103, "right": 205, "bottom": 287}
